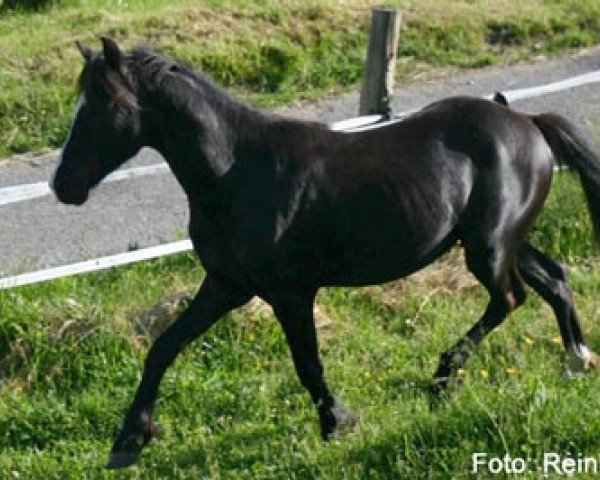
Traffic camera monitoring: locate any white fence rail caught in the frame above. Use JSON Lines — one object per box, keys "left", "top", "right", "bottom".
{"left": 0, "top": 240, "right": 193, "bottom": 289}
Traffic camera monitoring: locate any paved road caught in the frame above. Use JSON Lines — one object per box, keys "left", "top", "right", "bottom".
{"left": 1, "top": 47, "right": 600, "bottom": 277}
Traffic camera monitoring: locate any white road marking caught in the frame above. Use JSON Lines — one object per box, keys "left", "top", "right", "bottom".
{"left": 329, "top": 114, "right": 385, "bottom": 131}
{"left": 331, "top": 69, "right": 600, "bottom": 132}
{"left": 487, "top": 70, "right": 600, "bottom": 103}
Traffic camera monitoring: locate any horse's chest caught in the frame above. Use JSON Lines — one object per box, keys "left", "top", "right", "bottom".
{"left": 188, "top": 205, "right": 278, "bottom": 285}
{"left": 188, "top": 207, "right": 238, "bottom": 274}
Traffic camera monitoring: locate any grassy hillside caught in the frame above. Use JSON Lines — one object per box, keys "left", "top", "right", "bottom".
{"left": 1, "top": 0, "right": 600, "bottom": 156}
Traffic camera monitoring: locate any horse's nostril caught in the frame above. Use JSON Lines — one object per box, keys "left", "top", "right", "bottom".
{"left": 53, "top": 179, "right": 89, "bottom": 205}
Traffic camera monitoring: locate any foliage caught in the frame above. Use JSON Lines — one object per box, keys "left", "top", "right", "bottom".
{"left": 532, "top": 172, "right": 596, "bottom": 261}
{"left": 2, "top": 0, "right": 600, "bottom": 156}
{"left": 0, "top": 0, "right": 57, "bottom": 12}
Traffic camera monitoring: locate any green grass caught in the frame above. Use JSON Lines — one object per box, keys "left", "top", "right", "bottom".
{"left": 2, "top": 0, "right": 600, "bottom": 157}
{"left": 532, "top": 171, "right": 597, "bottom": 261}
{"left": 3, "top": 174, "right": 600, "bottom": 478}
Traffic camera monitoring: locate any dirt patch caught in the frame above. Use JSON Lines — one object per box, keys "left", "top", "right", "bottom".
{"left": 238, "top": 297, "right": 334, "bottom": 331}
{"left": 134, "top": 291, "right": 193, "bottom": 340}
{"left": 367, "top": 253, "right": 479, "bottom": 306}
{"left": 133, "top": 291, "right": 336, "bottom": 344}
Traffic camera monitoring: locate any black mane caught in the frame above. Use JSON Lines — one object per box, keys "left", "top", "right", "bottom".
{"left": 128, "top": 47, "right": 234, "bottom": 108}
{"left": 127, "top": 47, "right": 328, "bottom": 152}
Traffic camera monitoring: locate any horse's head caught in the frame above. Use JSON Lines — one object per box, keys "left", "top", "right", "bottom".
{"left": 51, "top": 37, "right": 144, "bottom": 205}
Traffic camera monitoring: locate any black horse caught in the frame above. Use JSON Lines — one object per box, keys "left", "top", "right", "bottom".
{"left": 52, "top": 38, "right": 600, "bottom": 468}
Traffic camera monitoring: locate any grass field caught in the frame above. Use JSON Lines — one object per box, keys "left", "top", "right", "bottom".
{"left": 4, "top": 0, "right": 600, "bottom": 478}
{"left": 1, "top": 0, "right": 600, "bottom": 156}
{"left": 2, "top": 172, "right": 600, "bottom": 478}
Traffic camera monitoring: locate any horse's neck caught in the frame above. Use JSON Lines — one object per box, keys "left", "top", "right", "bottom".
{"left": 146, "top": 75, "right": 271, "bottom": 199}
{"left": 142, "top": 68, "right": 323, "bottom": 207}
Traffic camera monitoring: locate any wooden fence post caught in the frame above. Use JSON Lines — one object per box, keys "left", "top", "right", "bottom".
{"left": 359, "top": 8, "right": 402, "bottom": 117}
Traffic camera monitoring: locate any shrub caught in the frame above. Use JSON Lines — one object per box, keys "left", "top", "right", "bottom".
{"left": 1, "top": 0, "right": 57, "bottom": 12}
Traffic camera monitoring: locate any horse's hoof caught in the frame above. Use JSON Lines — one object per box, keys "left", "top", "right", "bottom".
{"left": 429, "top": 375, "right": 451, "bottom": 395}
{"left": 106, "top": 450, "right": 140, "bottom": 469}
{"left": 589, "top": 352, "right": 599, "bottom": 370}
{"left": 427, "top": 379, "right": 447, "bottom": 407}
{"left": 320, "top": 399, "right": 358, "bottom": 440}
{"left": 568, "top": 345, "right": 600, "bottom": 373}
{"left": 106, "top": 410, "right": 160, "bottom": 469}
{"left": 428, "top": 381, "right": 444, "bottom": 398}
{"left": 428, "top": 375, "right": 462, "bottom": 408}
{"left": 333, "top": 400, "right": 358, "bottom": 428}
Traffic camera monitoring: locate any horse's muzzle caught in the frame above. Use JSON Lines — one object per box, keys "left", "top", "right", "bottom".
{"left": 50, "top": 178, "right": 89, "bottom": 206}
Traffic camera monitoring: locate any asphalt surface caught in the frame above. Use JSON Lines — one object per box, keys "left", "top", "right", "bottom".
{"left": 1, "top": 47, "right": 600, "bottom": 277}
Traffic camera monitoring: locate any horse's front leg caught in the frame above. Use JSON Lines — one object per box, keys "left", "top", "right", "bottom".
{"left": 107, "top": 275, "right": 251, "bottom": 469}
{"left": 273, "top": 295, "right": 358, "bottom": 440}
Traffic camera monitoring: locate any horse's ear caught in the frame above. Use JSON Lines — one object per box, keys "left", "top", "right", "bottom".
{"left": 100, "top": 36, "right": 123, "bottom": 72}
{"left": 75, "top": 41, "right": 93, "bottom": 62}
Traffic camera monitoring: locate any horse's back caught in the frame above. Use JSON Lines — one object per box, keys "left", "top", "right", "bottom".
{"left": 334, "top": 96, "right": 553, "bottom": 195}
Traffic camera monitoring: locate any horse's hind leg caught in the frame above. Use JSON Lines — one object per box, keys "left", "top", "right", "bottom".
{"left": 272, "top": 294, "right": 357, "bottom": 440}
{"left": 517, "top": 243, "right": 599, "bottom": 371}
{"left": 432, "top": 238, "right": 527, "bottom": 391}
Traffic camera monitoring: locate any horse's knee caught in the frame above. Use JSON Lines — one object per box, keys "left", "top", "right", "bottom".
{"left": 550, "top": 258, "right": 569, "bottom": 282}
{"left": 506, "top": 286, "right": 526, "bottom": 311}
{"left": 488, "top": 286, "right": 524, "bottom": 314}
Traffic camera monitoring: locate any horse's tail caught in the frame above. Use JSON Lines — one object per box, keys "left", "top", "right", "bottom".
{"left": 531, "top": 113, "right": 600, "bottom": 242}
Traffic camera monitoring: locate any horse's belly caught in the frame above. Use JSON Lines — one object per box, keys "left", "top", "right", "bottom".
{"left": 318, "top": 227, "right": 459, "bottom": 287}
